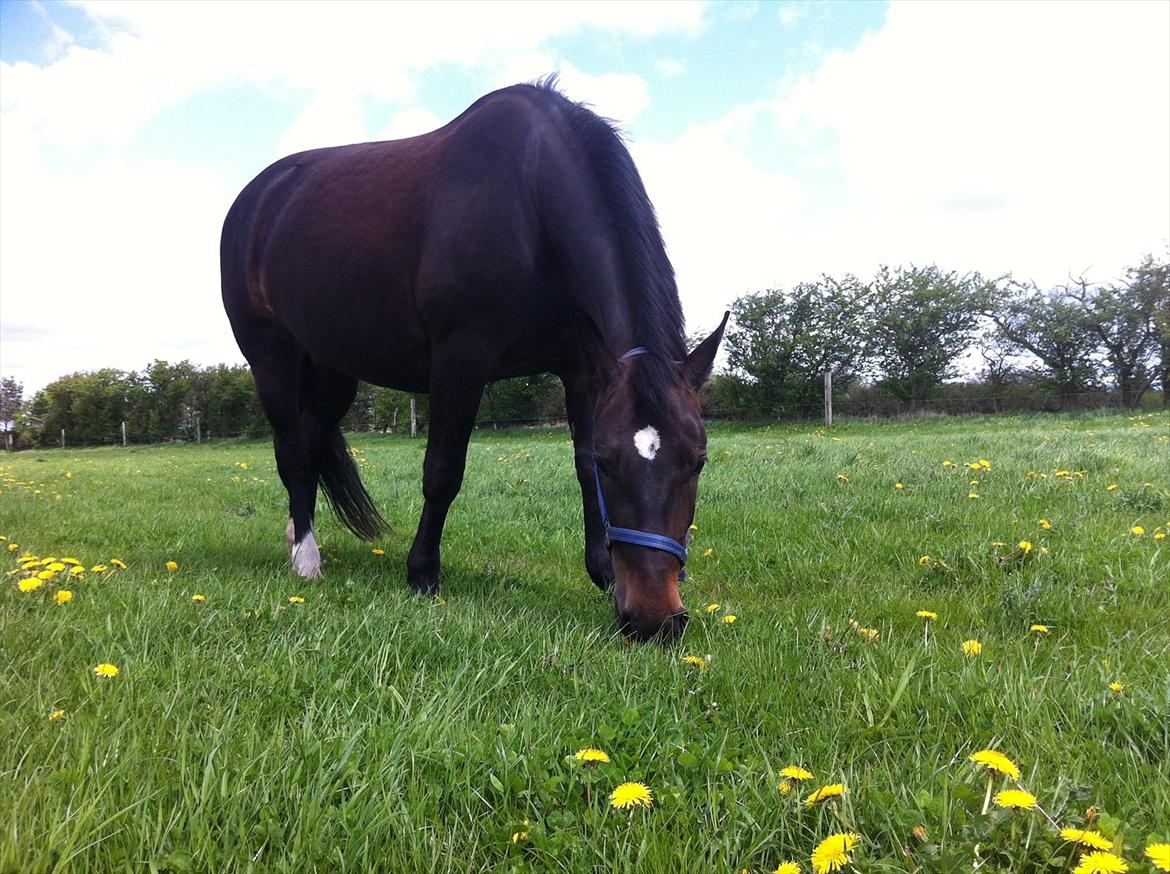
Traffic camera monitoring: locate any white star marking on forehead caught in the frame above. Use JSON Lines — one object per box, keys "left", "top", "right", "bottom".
{"left": 633, "top": 425, "right": 661, "bottom": 461}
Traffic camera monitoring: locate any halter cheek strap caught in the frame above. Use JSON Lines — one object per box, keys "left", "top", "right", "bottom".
{"left": 592, "top": 459, "right": 690, "bottom": 580}
{"left": 591, "top": 345, "right": 691, "bottom": 580}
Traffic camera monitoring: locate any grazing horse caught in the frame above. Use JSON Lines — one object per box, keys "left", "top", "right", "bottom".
{"left": 220, "top": 80, "right": 726, "bottom": 641}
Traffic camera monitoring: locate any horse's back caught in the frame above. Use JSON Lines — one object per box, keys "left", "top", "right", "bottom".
{"left": 221, "top": 85, "right": 591, "bottom": 386}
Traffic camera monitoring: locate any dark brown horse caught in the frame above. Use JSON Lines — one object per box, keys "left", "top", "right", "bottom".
{"left": 220, "top": 80, "right": 726, "bottom": 641}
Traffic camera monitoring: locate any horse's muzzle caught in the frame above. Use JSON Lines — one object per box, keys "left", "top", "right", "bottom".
{"left": 616, "top": 605, "right": 690, "bottom": 643}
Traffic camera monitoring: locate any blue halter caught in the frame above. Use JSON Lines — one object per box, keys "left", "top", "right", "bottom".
{"left": 591, "top": 346, "right": 691, "bottom": 580}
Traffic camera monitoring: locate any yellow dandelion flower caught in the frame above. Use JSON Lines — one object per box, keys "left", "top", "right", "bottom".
{"left": 1030, "top": 624, "right": 1050, "bottom": 634}
{"left": 689, "top": 523, "right": 698, "bottom": 531}
{"left": 574, "top": 748, "right": 611, "bottom": 764}
{"left": 1131, "top": 526, "right": 1145, "bottom": 536}
{"left": 1107, "top": 484, "right": 1118, "bottom": 491}
{"left": 1145, "top": 843, "right": 1170, "bottom": 872}
{"left": 93, "top": 663, "right": 119, "bottom": 678}
{"left": 1156, "top": 531, "right": 1167, "bottom": 540}
{"left": 69, "top": 565, "right": 84, "bottom": 577}
{"left": 722, "top": 614, "right": 737, "bottom": 624}
{"left": 836, "top": 473, "right": 849, "bottom": 484}
{"left": 288, "top": 596, "right": 305, "bottom": 604}
{"left": 5, "top": 543, "right": 17, "bottom": 552}
{"left": 609, "top": 781, "right": 653, "bottom": 810}
{"left": 48, "top": 709, "right": 65, "bottom": 721}
{"left": 968, "top": 492, "right": 980, "bottom": 499}
{"left": 40, "top": 556, "right": 58, "bottom": 565}
{"left": 47, "top": 561, "right": 66, "bottom": 572}
{"left": 969, "top": 749, "right": 1021, "bottom": 781}
{"left": 1039, "top": 519, "right": 1052, "bottom": 529}
{"left": 993, "top": 789, "right": 1037, "bottom": 810}
{"left": 18, "top": 578, "right": 43, "bottom": 592}
{"left": 90, "top": 564, "right": 108, "bottom": 573}
{"left": 110, "top": 559, "right": 127, "bottom": 569}
{"left": 895, "top": 482, "right": 904, "bottom": 489}
{"left": 1108, "top": 682, "right": 1124, "bottom": 693}
{"left": 1061, "top": 828, "right": 1114, "bottom": 851}
{"left": 918, "top": 555, "right": 931, "bottom": 566}
{"left": 942, "top": 459, "right": 955, "bottom": 467}
{"left": 781, "top": 765, "right": 813, "bottom": 781}
{"left": 962, "top": 639, "right": 982, "bottom": 656}
{"left": 166, "top": 560, "right": 179, "bottom": 571}
{"left": 37, "top": 569, "right": 55, "bottom": 580}
{"left": 703, "top": 548, "right": 713, "bottom": 558}
{"left": 856, "top": 627, "right": 879, "bottom": 641}
{"left": 1018, "top": 540, "right": 1033, "bottom": 553}
{"left": 804, "top": 783, "right": 846, "bottom": 806}
{"left": 916, "top": 610, "right": 937, "bottom": 620}
{"left": 681, "top": 655, "right": 709, "bottom": 670}
{"left": 1073, "top": 851, "right": 1130, "bottom": 873}
{"left": 60, "top": 557, "right": 80, "bottom": 566}
{"left": 55, "top": 590, "right": 73, "bottom": 605}
{"left": 978, "top": 459, "right": 991, "bottom": 469}
{"left": 774, "top": 863, "right": 801, "bottom": 874}
{"left": 192, "top": 594, "right": 206, "bottom": 602}
{"left": 371, "top": 548, "right": 385, "bottom": 556}
{"left": 705, "top": 603, "right": 720, "bottom": 614}
{"left": 991, "top": 541, "right": 1006, "bottom": 547}
{"left": 779, "top": 780, "right": 792, "bottom": 795}
{"left": 511, "top": 829, "right": 529, "bottom": 843}
{"left": 811, "top": 832, "right": 861, "bottom": 874}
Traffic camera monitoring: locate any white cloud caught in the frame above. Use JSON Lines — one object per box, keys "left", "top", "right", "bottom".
{"left": 277, "top": 89, "right": 371, "bottom": 157}
{"left": 767, "top": 0, "right": 1170, "bottom": 283}
{"left": 0, "top": 1, "right": 706, "bottom": 393}
{"left": 373, "top": 108, "right": 443, "bottom": 142}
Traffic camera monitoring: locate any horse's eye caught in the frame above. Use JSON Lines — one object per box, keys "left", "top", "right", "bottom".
{"left": 694, "top": 456, "right": 707, "bottom": 475}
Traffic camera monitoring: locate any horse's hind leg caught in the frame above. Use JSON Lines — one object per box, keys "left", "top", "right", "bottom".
{"left": 247, "top": 336, "right": 324, "bottom": 578}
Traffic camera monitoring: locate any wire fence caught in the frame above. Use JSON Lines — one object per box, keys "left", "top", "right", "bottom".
{"left": 5, "top": 388, "right": 1164, "bottom": 451}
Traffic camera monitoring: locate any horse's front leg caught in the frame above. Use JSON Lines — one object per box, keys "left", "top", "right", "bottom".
{"left": 406, "top": 358, "right": 486, "bottom": 596}
{"left": 562, "top": 372, "right": 614, "bottom": 591}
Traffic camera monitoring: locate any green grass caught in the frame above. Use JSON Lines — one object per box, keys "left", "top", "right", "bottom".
{"left": 2, "top": 410, "right": 1168, "bottom": 873}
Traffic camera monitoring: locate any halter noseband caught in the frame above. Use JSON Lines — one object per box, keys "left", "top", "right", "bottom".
{"left": 591, "top": 346, "right": 691, "bottom": 580}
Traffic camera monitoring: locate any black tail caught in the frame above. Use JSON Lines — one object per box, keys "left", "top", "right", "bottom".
{"left": 317, "top": 427, "right": 389, "bottom": 540}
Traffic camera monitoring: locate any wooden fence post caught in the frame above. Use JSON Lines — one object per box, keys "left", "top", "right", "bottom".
{"left": 410, "top": 397, "right": 418, "bottom": 438}
{"left": 824, "top": 371, "right": 833, "bottom": 427}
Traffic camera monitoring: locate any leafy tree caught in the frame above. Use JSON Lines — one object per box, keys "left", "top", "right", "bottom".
{"left": 1072, "top": 255, "right": 1167, "bottom": 408}
{"left": 986, "top": 282, "right": 1102, "bottom": 405}
{"left": 869, "top": 264, "right": 996, "bottom": 405}
{"left": 0, "top": 376, "right": 22, "bottom": 437}
{"left": 724, "top": 275, "right": 871, "bottom": 416}
{"left": 1123, "top": 252, "right": 1169, "bottom": 405}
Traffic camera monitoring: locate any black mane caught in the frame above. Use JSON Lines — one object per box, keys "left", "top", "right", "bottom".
{"left": 528, "top": 77, "right": 687, "bottom": 422}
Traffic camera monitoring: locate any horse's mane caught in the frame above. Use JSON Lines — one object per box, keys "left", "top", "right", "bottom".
{"left": 527, "top": 76, "right": 687, "bottom": 422}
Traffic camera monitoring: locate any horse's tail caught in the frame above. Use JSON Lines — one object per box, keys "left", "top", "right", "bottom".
{"left": 315, "top": 425, "right": 389, "bottom": 540}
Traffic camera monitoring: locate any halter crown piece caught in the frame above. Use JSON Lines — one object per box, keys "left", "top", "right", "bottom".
{"left": 591, "top": 346, "right": 691, "bottom": 580}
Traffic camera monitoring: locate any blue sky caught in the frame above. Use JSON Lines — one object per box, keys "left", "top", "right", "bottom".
{"left": 1, "top": 1, "right": 1167, "bottom": 396}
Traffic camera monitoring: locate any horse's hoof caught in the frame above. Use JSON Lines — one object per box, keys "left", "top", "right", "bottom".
{"left": 409, "top": 578, "right": 440, "bottom": 597}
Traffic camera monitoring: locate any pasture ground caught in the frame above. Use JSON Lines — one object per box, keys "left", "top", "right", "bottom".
{"left": 2, "top": 410, "right": 1168, "bottom": 873}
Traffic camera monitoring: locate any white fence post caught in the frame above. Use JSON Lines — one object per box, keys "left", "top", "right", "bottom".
{"left": 410, "top": 397, "right": 418, "bottom": 438}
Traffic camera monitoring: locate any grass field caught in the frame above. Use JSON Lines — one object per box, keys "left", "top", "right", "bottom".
{"left": 2, "top": 410, "right": 1168, "bottom": 873}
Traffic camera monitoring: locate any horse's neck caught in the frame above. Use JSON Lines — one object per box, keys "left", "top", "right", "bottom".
{"left": 579, "top": 282, "right": 639, "bottom": 359}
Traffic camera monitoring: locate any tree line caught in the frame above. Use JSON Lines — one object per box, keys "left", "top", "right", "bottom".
{"left": 2, "top": 253, "right": 1165, "bottom": 448}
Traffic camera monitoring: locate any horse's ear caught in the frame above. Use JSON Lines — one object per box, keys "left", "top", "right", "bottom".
{"left": 682, "top": 311, "right": 729, "bottom": 390}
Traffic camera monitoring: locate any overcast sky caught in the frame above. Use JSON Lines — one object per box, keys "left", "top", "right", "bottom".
{"left": 1, "top": 0, "right": 1167, "bottom": 396}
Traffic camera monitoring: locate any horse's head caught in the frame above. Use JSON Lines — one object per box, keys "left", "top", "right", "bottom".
{"left": 592, "top": 314, "right": 728, "bottom": 642}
